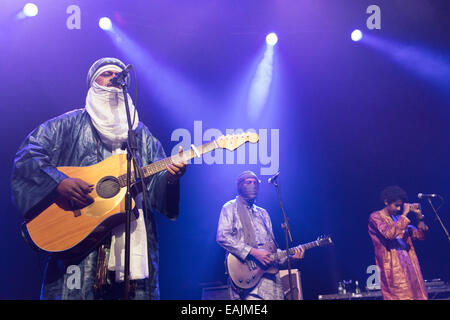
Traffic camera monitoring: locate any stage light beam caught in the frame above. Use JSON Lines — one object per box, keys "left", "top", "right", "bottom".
{"left": 99, "top": 17, "right": 112, "bottom": 31}
{"left": 361, "top": 34, "right": 450, "bottom": 94}
{"left": 247, "top": 36, "right": 276, "bottom": 122}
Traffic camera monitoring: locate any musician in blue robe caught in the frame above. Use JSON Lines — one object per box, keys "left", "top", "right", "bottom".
{"left": 11, "top": 57, "right": 186, "bottom": 299}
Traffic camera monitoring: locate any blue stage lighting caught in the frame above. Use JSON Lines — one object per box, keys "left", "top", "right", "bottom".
{"left": 351, "top": 29, "right": 363, "bottom": 42}
{"left": 247, "top": 42, "right": 275, "bottom": 122}
{"left": 265, "top": 33, "right": 278, "bottom": 46}
{"left": 99, "top": 17, "right": 112, "bottom": 30}
{"left": 23, "top": 3, "right": 38, "bottom": 17}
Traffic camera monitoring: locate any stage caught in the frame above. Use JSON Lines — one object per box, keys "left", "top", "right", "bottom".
{"left": 1, "top": 0, "right": 449, "bottom": 302}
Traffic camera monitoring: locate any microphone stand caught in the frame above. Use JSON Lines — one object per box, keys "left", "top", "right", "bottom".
{"left": 271, "top": 176, "right": 295, "bottom": 300}
{"left": 117, "top": 77, "right": 137, "bottom": 300}
{"left": 426, "top": 196, "right": 450, "bottom": 247}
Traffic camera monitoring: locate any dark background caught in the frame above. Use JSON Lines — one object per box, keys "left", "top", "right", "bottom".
{"left": 1, "top": 0, "right": 449, "bottom": 299}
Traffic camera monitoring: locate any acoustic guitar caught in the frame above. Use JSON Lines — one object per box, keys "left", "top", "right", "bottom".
{"left": 22, "top": 132, "right": 259, "bottom": 257}
{"left": 226, "top": 235, "right": 333, "bottom": 289}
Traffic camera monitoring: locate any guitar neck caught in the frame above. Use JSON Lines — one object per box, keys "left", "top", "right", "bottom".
{"left": 116, "top": 140, "right": 218, "bottom": 187}
{"left": 277, "top": 240, "right": 321, "bottom": 260}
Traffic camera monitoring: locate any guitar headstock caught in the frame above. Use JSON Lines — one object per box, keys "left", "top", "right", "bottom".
{"left": 316, "top": 235, "right": 333, "bottom": 247}
{"left": 215, "top": 132, "right": 259, "bottom": 151}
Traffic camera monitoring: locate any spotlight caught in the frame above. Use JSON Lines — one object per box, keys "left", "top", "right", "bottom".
{"left": 99, "top": 17, "right": 112, "bottom": 30}
{"left": 351, "top": 29, "right": 363, "bottom": 42}
{"left": 23, "top": 3, "right": 38, "bottom": 17}
{"left": 265, "top": 33, "right": 278, "bottom": 46}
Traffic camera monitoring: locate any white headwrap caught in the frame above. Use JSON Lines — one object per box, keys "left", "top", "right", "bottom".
{"left": 85, "top": 64, "right": 148, "bottom": 282}
{"left": 85, "top": 65, "right": 139, "bottom": 150}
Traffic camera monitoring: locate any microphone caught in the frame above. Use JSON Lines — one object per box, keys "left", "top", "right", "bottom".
{"left": 268, "top": 172, "right": 280, "bottom": 184}
{"left": 418, "top": 193, "right": 437, "bottom": 199}
{"left": 111, "top": 64, "right": 132, "bottom": 86}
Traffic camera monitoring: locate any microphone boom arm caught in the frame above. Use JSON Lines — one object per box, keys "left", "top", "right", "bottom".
{"left": 422, "top": 195, "right": 450, "bottom": 248}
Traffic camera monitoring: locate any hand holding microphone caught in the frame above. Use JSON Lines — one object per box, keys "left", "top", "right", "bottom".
{"left": 402, "top": 202, "right": 424, "bottom": 220}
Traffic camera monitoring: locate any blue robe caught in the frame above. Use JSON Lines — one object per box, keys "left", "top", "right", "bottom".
{"left": 11, "top": 109, "right": 180, "bottom": 299}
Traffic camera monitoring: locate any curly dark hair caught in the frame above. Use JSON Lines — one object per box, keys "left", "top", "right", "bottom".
{"left": 380, "top": 185, "right": 408, "bottom": 204}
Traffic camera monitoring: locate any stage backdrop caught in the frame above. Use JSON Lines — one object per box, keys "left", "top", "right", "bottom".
{"left": 0, "top": 0, "right": 449, "bottom": 299}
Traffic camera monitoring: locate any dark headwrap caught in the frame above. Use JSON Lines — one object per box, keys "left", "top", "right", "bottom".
{"left": 236, "top": 171, "right": 260, "bottom": 189}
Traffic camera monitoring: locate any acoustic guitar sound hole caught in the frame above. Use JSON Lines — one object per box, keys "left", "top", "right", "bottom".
{"left": 96, "top": 176, "right": 121, "bottom": 199}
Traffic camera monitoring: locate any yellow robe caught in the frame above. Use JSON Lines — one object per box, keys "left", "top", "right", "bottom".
{"left": 368, "top": 211, "right": 428, "bottom": 300}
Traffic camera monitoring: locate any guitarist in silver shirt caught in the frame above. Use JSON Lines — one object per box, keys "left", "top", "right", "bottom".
{"left": 216, "top": 171, "right": 305, "bottom": 300}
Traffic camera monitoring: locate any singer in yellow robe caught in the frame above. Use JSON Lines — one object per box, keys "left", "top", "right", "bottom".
{"left": 368, "top": 186, "right": 428, "bottom": 300}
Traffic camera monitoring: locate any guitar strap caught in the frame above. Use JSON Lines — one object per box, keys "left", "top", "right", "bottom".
{"left": 236, "top": 197, "right": 278, "bottom": 254}
{"left": 235, "top": 197, "right": 258, "bottom": 248}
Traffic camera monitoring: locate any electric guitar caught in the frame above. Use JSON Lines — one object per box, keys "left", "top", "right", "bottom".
{"left": 22, "top": 132, "right": 259, "bottom": 257}
{"left": 226, "top": 235, "right": 333, "bottom": 289}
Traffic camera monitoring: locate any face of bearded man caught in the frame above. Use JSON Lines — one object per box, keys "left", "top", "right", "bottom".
{"left": 238, "top": 177, "right": 259, "bottom": 202}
